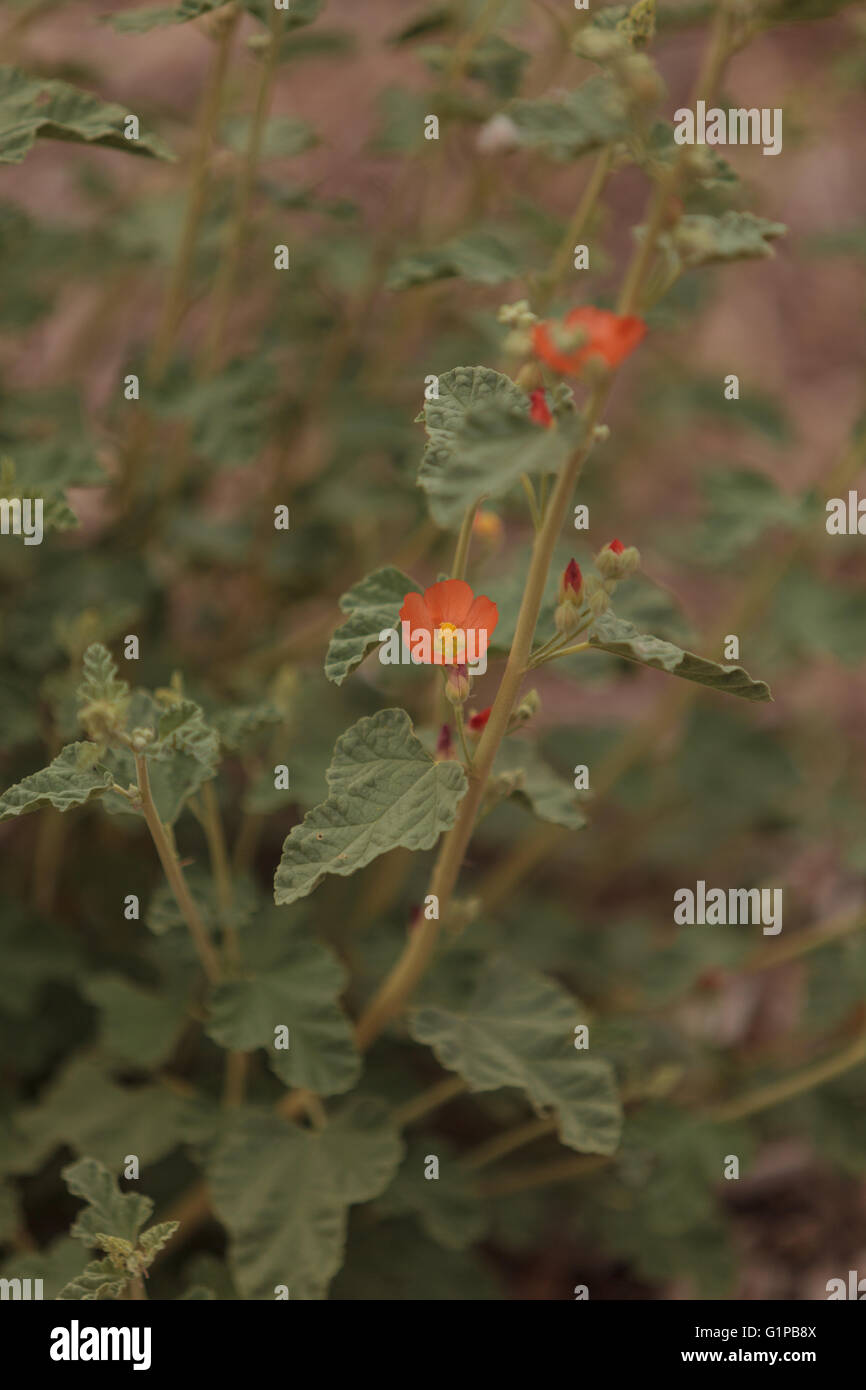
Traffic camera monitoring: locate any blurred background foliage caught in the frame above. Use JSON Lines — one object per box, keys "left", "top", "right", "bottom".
{"left": 1, "top": 0, "right": 865, "bottom": 1300}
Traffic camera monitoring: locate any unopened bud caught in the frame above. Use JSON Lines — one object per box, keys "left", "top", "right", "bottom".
{"left": 497, "top": 299, "right": 537, "bottom": 329}
{"left": 130, "top": 727, "right": 156, "bottom": 753}
{"left": 514, "top": 689, "right": 540, "bottom": 725}
{"left": 445, "top": 664, "right": 471, "bottom": 704}
{"left": 595, "top": 539, "right": 641, "bottom": 580}
{"left": 557, "top": 559, "right": 584, "bottom": 605}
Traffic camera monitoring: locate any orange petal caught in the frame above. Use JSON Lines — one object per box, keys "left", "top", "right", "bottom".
{"left": 465, "top": 594, "right": 499, "bottom": 639}
{"left": 399, "top": 591, "right": 434, "bottom": 634}
{"left": 423, "top": 578, "right": 475, "bottom": 627}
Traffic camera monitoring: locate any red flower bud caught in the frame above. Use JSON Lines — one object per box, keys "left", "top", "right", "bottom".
{"left": 607, "top": 538, "right": 625, "bottom": 555}
{"left": 558, "top": 559, "right": 583, "bottom": 603}
{"left": 467, "top": 707, "right": 491, "bottom": 733}
{"left": 529, "top": 389, "right": 552, "bottom": 428}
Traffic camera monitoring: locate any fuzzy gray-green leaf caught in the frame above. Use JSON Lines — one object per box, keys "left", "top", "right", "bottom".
{"left": 0, "top": 743, "right": 113, "bottom": 821}
{"left": 589, "top": 611, "right": 772, "bottom": 702}
{"left": 274, "top": 709, "right": 467, "bottom": 905}
{"left": 417, "top": 367, "right": 584, "bottom": 529}
{"left": 207, "top": 916, "right": 360, "bottom": 1095}
{"left": 0, "top": 67, "right": 174, "bottom": 164}
{"left": 208, "top": 1099, "right": 403, "bottom": 1300}
{"left": 325, "top": 567, "right": 421, "bottom": 686}
{"left": 411, "top": 956, "right": 623, "bottom": 1155}
{"left": 61, "top": 1158, "right": 153, "bottom": 1248}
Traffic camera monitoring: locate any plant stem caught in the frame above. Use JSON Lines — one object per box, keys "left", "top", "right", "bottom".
{"left": 134, "top": 754, "right": 221, "bottom": 984}
{"left": 544, "top": 639, "right": 590, "bottom": 661}
{"left": 617, "top": 3, "right": 733, "bottom": 317}
{"left": 128, "top": 1277, "right": 147, "bottom": 1301}
{"left": 354, "top": 382, "right": 611, "bottom": 1052}
{"left": 121, "top": 9, "right": 239, "bottom": 493}
{"left": 454, "top": 705, "right": 473, "bottom": 767}
{"left": 198, "top": 779, "right": 239, "bottom": 963}
{"left": 520, "top": 473, "right": 541, "bottom": 530}
{"left": 392, "top": 1075, "right": 468, "bottom": 1127}
{"left": 450, "top": 504, "right": 477, "bottom": 581}
{"left": 537, "top": 147, "right": 614, "bottom": 313}
{"left": 475, "top": 1152, "right": 610, "bottom": 1198}
{"left": 706, "top": 1030, "right": 866, "bottom": 1124}
{"left": 462, "top": 1115, "right": 556, "bottom": 1171}
{"left": 199, "top": 4, "right": 283, "bottom": 377}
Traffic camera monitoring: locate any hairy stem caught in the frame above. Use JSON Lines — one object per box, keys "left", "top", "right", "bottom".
{"left": 134, "top": 754, "right": 221, "bottom": 984}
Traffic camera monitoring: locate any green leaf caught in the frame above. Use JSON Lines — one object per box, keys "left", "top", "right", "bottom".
{"left": 82, "top": 976, "right": 187, "bottom": 1067}
{"left": 57, "top": 1258, "right": 128, "bottom": 1301}
{"left": 388, "top": 230, "right": 521, "bottom": 290}
{"left": 638, "top": 120, "right": 737, "bottom": 188}
{"left": 580, "top": 1106, "right": 747, "bottom": 1297}
{"left": 153, "top": 357, "right": 278, "bottom": 468}
{"left": 0, "top": 900, "right": 82, "bottom": 1014}
{"left": 274, "top": 709, "right": 467, "bottom": 905}
{"left": 380, "top": 1139, "right": 488, "bottom": 1249}
{"left": 333, "top": 1216, "right": 504, "bottom": 1299}
{"left": 0, "top": 67, "right": 174, "bottom": 164}
{"left": 411, "top": 956, "right": 623, "bottom": 1155}
{"left": 155, "top": 699, "right": 220, "bottom": 773}
{"left": 0, "top": 743, "right": 113, "bottom": 821}
{"left": 106, "top": 1, "right": 223, "bottom": 32}
{"left": 0, "top": 1179, "right": 20, "bottom": 1242}
{"left": 139, "top": 1220, "right": 180, "bottom": 1261}
{"left": 206, "top": 915, "right": 360, "bottom": 1095}
{"left": 325, "top": 567, "right": 421, "bottom": 686}
{"left": 420, "top": 35, "right": 530, "bottom": 97}
{"left": 13, "top": 1059, "right": 189, "bottom": 1171}
{"left": 0, "top": 1238, "right": 83, "bottom": 1301}
{"left": 493, "top": 740, "right": 587, "bottom": 830}
{"left": 507, "top": 76, "right": 632, "bottom": 161}
{"left": 767, "top": 571, "right": 866, "bottom": 666}
{"left": 62, "top": 1157, "right": 153, "bottom": 1248}
{"left": 665, "top": 211, "right": 787, "bottom": 268}
{"left": 77, "top": 642, "right": 130, "bottom": 710}
{"left": 208, "top": 1098, "right": 404, "bottom": 1300}
{"left": 688, "top": 469, "right": 816, "bottom": 564}
{"left": 222, "top": 114, "right": 317, "bottom": 159}
{"left": 417, "top": 366, "right": 584, "bottom": 529}
{"left": 588, "top": 610, "right": 772, "bottom": 702}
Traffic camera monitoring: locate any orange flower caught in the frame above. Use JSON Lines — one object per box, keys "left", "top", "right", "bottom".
{"left": 400, "top": 579, "right": 498, "bottom": 667}
{"left": 532, "top": 306, "right": 646, "bottom": 377}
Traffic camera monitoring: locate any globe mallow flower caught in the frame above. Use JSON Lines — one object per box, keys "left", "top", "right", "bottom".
{"left": 399, "top": 579, "right": 498, "bottom": 675}
{"left": 532, "top": 306, "right": 646, "bottom": 377}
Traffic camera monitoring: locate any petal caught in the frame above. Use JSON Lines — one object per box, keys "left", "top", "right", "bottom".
{"left": 399, "top": 592, "right": 434, "bottom": 634}
{"left": 464, "top": 594, "right": 499, "bottom": 639}
{"left": 423, "top": 578, "right": 475, "bottom": 626}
